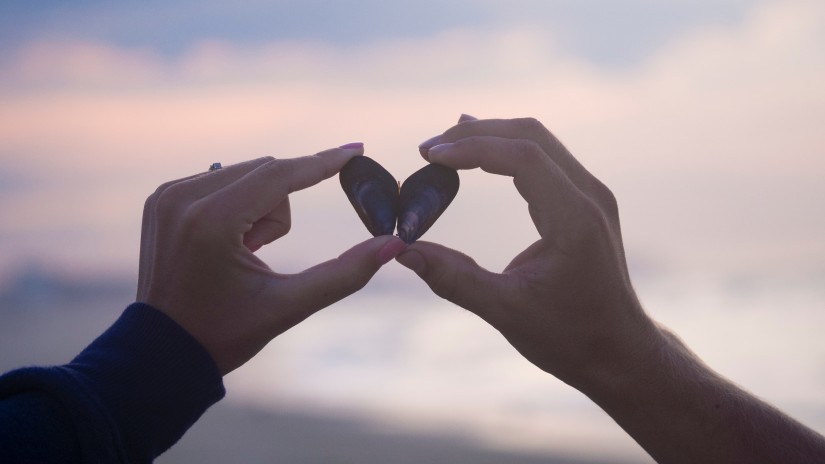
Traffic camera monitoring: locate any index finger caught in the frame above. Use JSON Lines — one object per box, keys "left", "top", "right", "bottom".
{"left": 422, "top": 117, "right": 602, "bottom": 200}
{"left": 215, "top": 143, "right": 364, "bottom": 223}
{"left": 427, "top": 134, "right": 557, "bottom": 188}
{"left": 427, "top": 135, "right": 585, "bottom": 238}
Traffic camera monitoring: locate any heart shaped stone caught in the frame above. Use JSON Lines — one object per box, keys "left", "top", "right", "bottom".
{"left": 339, "top": 156, "right": 459, "bottom": 244}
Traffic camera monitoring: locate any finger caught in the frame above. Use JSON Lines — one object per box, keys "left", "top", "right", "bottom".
{"left": 243, "top": 196, "right": 291, "bottom": 252}
{"left": 159, "top": 157, "right": 277, "bottom": 207}
{"left": 271, "top": 235, "right": 407, "bottom": 324}
{"left": 441, "top": 118, "right": 583, "bottom": 178}
{"left": 395, "top": 241, "right": 507, "bottom": 323}
{"left": 418, "top": 114, "right": 477, "bottom": 159}
{"left": 193, "top": 157, "right": 277, "bottom": 194}
{"left": 427, "top": 135, "right": 584, "bottom": 238}
{"left": 427, "top": 118, "right": 603, "bottom": 200}
{"left": 215, "top": 144, "right": 364, "bottom": 223}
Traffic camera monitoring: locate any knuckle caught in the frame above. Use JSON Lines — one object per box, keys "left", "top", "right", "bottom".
{"left": 573, "top": 195, "right": 616, "bottom": 249}
{"left": 154, "top": 183, "right": 214, "bottom": 238}
{"left": 146, "top": 178, "right": 179, "bottom": 209}
{"left": 143, "top": 191, "right": 160, "bottom": 216}
{"left": 153, "top": 182, "right": 189, "bottom": 216}
{"left": 593, "top": 178, "right": 619, "bottom": 217}
{"left": 517, "top": 117, "right": 564, "bottom": 151}
{"left": 515, "top": 116, "right": 545, "bottom": 133}
{"left": 513, "top": 139, "right": 547, "bottom": 165}
{"left": 260, "top": 157, "right": 283, "bottom": 175}
{"left": 580, "top": 176, "right": 620, "bottom": 224}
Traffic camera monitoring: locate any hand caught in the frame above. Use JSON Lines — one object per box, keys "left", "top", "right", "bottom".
{"left": 137, "top": 145, "right": 407, "bottom": 375}
{"left": 398, "top": 116, "right": 658, "bottom": 388}
{"left": 400, "top": 116, "right": 825, "bottom": 462}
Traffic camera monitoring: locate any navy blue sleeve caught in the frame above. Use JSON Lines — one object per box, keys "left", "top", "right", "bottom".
{"left": 0, "top": 390, "right": 81, "bottom": 463}
{"left": 0, "top": 303, "right": 226, "bottom": 463}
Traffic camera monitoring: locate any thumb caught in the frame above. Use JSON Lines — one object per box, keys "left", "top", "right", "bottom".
{"left": 280, "top": 235, "right": 407, "bottom": 315}
{"left": 396, "top": 241, "right": 502, "bottom": 321}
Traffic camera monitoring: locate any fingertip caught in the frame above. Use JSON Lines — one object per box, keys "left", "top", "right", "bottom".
{"left": 376, "top": 236, "right": 408, "bottom": 266}
{"left": 419, "top": 114, "right": 475, "bottom": 160}
{"left": 418, "top": 135, "right": 441, "bottom": 161}
{"left": 425, "top": 142, "right": 454, "bottom": 165}
{"left": 418, "top": 147, "right": 430, "bottom": 161}
{"left": 396, "top": 242, "right": 500, "bottom": 317}
{"left": 336, "top": 142, "right": 365, "bottom": 159}
{"left": 396, "top": 248, "right": 427, "bottom": 275}
{"left": 288, "top": 235, "right": 404, "bottom": 309}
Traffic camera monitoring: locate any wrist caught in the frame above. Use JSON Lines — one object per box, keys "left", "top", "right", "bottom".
{"left": 571, "top": 319, "right": 736, "bottom": 462}
{"left": 567, "top": 306, "right": 672, "bottom": 404}
{"left": 551, "top": 291, "right": 662, "bottom": 392}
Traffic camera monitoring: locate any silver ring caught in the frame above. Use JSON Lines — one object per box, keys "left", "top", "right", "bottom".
{"left": 208, "top": 162, "right": 223, "bottom": 172}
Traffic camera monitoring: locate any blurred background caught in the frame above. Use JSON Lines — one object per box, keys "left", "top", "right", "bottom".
{"left": 1, "top": 0, "right": 823, "bottom": 462}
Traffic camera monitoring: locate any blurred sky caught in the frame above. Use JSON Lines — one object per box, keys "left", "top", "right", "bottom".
{"left": 0, "top": 0, "right": 822, "bottom": 280}
{"left": 1, "top": 0, "right": 824, "bottom": 461}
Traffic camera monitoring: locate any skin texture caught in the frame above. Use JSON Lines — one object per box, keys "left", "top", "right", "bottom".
{"left": 398, "top": 115, "right": 825, "bottom": 463}
{"left": 136, "top": 145, "right": 407, "bottom": 375}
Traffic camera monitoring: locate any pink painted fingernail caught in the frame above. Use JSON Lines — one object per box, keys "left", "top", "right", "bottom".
{"left": 376, "top": 237, "right": 407, "bottom": 266}
{"left": 339, "top": 142, "right": 364, "bottom": 150}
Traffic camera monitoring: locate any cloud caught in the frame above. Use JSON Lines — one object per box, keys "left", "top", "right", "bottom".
{"left": 0, "top": 0, "right": 756, "bottom": 67}
{"left": 0, "top": 0, "right": 822, "bottom": 275}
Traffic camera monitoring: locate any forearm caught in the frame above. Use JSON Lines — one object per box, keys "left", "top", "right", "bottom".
{"left": 408, "top": 115, "right": 825, "bottom": 461}
{"left": 580, "top": 324, "right": 825, "bottom": 463}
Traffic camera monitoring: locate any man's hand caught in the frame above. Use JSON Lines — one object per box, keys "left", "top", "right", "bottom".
{"left": 399, "top": 115, "right": 825, "bottom": 462}
{"left": 399, "top": 116, "right": 655, "bottom": 386}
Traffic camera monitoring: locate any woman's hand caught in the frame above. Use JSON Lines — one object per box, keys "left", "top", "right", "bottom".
{"left": 137, "top": 145, "right": 407, "bottom": 375}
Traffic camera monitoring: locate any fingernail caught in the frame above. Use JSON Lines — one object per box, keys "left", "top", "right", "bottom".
{"left": 376, "top": 237, "right": 407, "bottom": 266}
{"left": 426, "top": 142, "right": 454, "bottom": 160}
{"left": 339, "top": 142, "right": 364, "bottom": 151}
{"left": 396, "top": 249, "right": 427, "bottom": 274}
{"left": 418, "top": 135, "right": 441, "bottom": 159}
